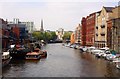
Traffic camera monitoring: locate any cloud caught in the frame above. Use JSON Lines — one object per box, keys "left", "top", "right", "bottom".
{"left": 0, "top": 1, "right": 118, "bottom": 31}
{"left": 0, "top": 0, "right": 119, "bottom": 2}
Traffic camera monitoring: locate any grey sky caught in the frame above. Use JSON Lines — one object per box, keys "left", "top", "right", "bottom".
{"left": 0, "top": 0, "right": 119, "bottom": 31}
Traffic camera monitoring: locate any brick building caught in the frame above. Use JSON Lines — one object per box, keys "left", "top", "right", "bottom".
{"left": 86, "top": 13, "right": 96, "bottom": 46}
{"left": 0, "top": 18, "right": 9, "bottom": 49}
{"left": 81, "top": 17, "right": 86, "bottom": 46}
{"left": 107, "top": 6, "right": 120, "bottom": 53}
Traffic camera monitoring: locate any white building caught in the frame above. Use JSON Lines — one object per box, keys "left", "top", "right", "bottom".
{"left": 8, "top": 18, "right": 34, "bottom": 33}
{"left": 56, "top": 28, "right": 64, "bottom": 40}
{"left": 21, "top": 22, "right": 34, "bottom": 33}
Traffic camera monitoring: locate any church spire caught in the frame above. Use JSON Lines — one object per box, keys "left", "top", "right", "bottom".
{"left": 40, "top": 19, "right": 44, "bottom": 32}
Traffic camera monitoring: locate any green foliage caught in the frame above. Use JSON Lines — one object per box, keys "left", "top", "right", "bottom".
{"left": 50, "top": 32, "right": 57, "bottom": 40}
{"left": 32, "top": 31, "right": 57, "bottom": 42}
{"left": 63, "top": 32, "right": 72, "bottom": 40}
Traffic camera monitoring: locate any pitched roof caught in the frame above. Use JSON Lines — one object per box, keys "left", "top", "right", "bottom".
{"left": 104, "top": 7, "right": 114, "bottom": 12}
{"left": 97, "top": 11, "right": 101, "bottom": 13}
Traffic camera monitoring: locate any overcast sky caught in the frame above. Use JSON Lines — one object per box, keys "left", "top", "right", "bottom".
{"left": 0, "top": 0, "right": 119, "bottom": 31}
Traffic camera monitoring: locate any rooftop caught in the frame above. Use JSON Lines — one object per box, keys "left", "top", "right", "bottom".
{"left": 104, "top": 7, "right": 114, "bottom": 12}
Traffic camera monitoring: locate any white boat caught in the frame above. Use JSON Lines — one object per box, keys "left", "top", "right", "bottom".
{"left": 100, "top": 47, "right": 109, "bottom": 51}
{"left": 2, "top": 51, "right": 12, "bottom": 67}
{"left": 74, "top": 45, "right": 79, "bottom": 49}
{"left": 82, "top": 46, "right": 88, "bottom": 52}
{"left": 101, "top": 50, "right": 111, "bottom": 58}
{"left": 87, "top": 47, "right": 96, "bottom": 53}
{"left": 113, "top": 58, "right": 120, "bottom": 69}
{"left": 91, "top": 49, "right": 102, "bottom": 55}
{"left": 106, "top": 54, "right": 116, "bottom": 61}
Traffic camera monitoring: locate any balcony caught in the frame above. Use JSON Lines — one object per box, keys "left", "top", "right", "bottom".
{"left": 101, "top": 25, "right": 105, "bottom": 28}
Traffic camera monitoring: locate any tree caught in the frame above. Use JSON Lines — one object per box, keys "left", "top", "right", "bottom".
{"left": 43, "top": 32, "right": 52, "bottom": 42}
{"left": 32, "top": 31, "right": 40, "bottom": 40}
{"left": 63, "top": 32, "right": 72, "bottom": 40}
{"left": 32, "top": 31, "right": 57, "bottom": 43}
{"left": 50, "top": 32, "right": 57, "bottom": 41}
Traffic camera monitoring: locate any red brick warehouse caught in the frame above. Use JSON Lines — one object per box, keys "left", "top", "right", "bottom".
{"left": 86, "top": 12, "right": 96, "bottom": 46}
{"left": 81, "top": 17, "right": 86, "bottom": 46}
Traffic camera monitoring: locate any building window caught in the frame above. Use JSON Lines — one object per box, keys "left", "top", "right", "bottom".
{"left": 96, "top": 26, "right": 98, "bottom": 29}
{"left": 101, "top": 25, "right": 105, "bottom": 28}
{"left": 101, "top": 33, "right": 105, "bottom": 36}
{"left": 96, "top": 33, "right": 98, "bottom": 36}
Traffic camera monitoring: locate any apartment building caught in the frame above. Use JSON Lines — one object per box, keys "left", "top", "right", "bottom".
{"left": 75, "top": 24, "right": 81, "bottom": 44}
{"left": 95, "top": 6, "right": 114, "bottom": 48}
{"left": 81, "top": 17, "right": 86, "bottom": 46}
{"left": 107, "top": 6, "right": 120, "bottom": 53}
{"left": 86, "top": 13, "right": 96, "bottom": 46}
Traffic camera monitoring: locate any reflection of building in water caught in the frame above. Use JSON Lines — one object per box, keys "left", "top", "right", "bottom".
{"left": 105, "top": 62, "right": 114, "bottom": 77}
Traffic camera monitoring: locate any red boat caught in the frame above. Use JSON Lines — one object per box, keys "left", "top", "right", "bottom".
{"left": 26, "top": 52, "right": 41, "bottom": 60}
{"left": 34, "top": 48, "right": 47, "bottom": 58}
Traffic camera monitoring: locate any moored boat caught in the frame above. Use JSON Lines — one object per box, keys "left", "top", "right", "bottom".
{"left": 34, "top": 48, "right": 47, "bottom": 58}
{"left": 113, "top": 58, "right": 120, "bottom": 69}
{"left": 26, "top": 52, "right": 41, "bottom": 60}
{"left": 9, "top": 45, "right": 31, "bottom": 59}
{"left": 2, "top": 51, "right": 12, "bottom": 67}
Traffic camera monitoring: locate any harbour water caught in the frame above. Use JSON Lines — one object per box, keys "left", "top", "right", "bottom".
{"left": 2, "top": 43, "right": 120, "bottom": 77}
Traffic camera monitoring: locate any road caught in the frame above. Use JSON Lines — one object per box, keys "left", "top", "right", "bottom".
{"left": 2, "top": 43, "right": 120, "bottom": 77}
